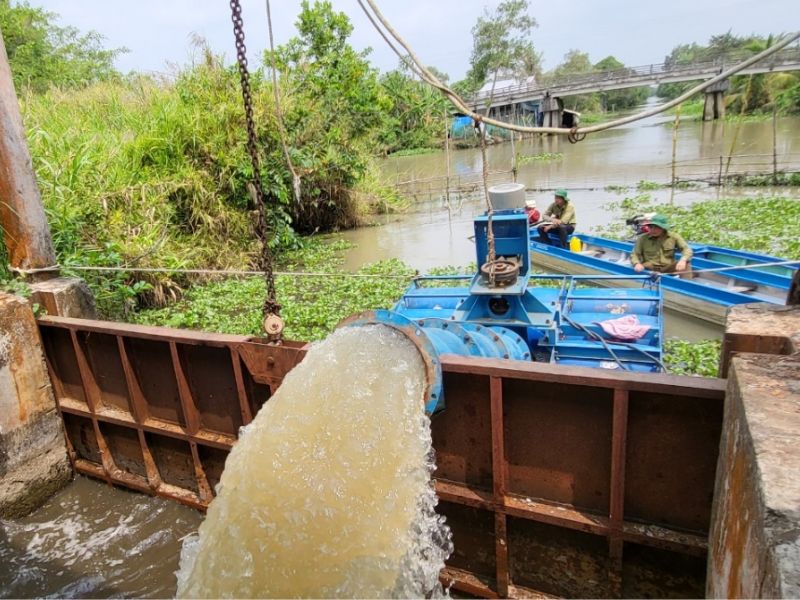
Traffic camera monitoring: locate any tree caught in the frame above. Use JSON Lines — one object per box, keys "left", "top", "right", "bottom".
{"left": 593, "top": 55, "right": 649, "bottom": 111}
{"left": 657, "top": 32, "right": 763, "bottom": 101}
{"left": 466, "top": 0, "right": 540, "bottom": 90}
{"left": 0, "top": 0, "right": 125, "bottom": 92}
{"left": 544, "top": 50, "right": 597, "bottom": 112}
{"left": 549, "top": 49, "right": 592, "bottom": 79}
{"left": 379, "top": 69, "right": 448, "bottom": 153}
{"left": 727, "top": 35, "right": 799, "bottom": 115}
{"left": 270, "top": 0, "right": 391, "bottom": 232}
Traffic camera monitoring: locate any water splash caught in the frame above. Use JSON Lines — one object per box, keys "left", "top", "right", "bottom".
{"left": 176, "top": 325, "right": 452, "bottom": 598}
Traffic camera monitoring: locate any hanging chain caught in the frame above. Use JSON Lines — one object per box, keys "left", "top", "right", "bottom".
{"left": 229, "top": 0, "right": 283, "bottom": 339}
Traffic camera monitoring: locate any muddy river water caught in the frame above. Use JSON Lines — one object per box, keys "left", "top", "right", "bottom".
{"left": 2, "top": 110, "right": 799, "bottom": 598}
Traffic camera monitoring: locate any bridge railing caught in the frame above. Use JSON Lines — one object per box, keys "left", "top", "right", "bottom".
{"left": 471, "top": 47, "right": 800, "bottom": 105}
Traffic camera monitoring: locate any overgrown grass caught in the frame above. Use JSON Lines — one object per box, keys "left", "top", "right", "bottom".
{"left": 18, "top": 60, "right": 405, "bottom": 317}
{"left": 598, "top": 195, "right": 800, "bottom": 259}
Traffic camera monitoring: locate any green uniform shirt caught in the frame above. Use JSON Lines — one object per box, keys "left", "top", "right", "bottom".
{"left": 544, "top": 201, "right": 576, "bottom": 225}
{"left": 631, "top": 231, "right": 693, "bottom": 269}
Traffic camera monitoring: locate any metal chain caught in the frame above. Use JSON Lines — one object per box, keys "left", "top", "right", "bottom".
{"left": 229, "top": 0, "right": 281, "bottom": 324}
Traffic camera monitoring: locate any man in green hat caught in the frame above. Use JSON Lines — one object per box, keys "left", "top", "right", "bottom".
{"left": 537, "top": 188, "right": 576, "bottom": 248}
{"left": 631, "top": 213, "right": 693, "bottom": 275}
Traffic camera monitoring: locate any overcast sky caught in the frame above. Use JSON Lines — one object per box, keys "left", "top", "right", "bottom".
{"left": 29, "top": 0, "right": 799, "bottom": 80}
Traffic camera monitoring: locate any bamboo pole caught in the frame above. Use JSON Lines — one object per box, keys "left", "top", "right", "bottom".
{"left": 444, "top": 108, "right": 452, "bottom": 221}
{"left": 772, "top": 104, "right": 778, "bottom": 183}
{"left": 670, "top": 104, "right": 681, "bottom": 205}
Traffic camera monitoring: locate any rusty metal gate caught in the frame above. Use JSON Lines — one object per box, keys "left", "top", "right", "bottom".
{"left": 38, "top": 315, "right": 725, "bottom": 598}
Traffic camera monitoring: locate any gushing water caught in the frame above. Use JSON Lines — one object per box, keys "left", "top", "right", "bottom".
{"left": 175, "top": 325, "right": 452, "bottom": 598}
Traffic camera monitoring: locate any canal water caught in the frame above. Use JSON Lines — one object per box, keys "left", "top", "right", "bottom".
{"left": 0, "top": 477, "right": 202, "bottom": 598}
{"left": 2, "top": 109, "right": 799, "bottom": 598}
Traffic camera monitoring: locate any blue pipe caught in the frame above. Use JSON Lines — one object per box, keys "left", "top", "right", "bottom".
{"left": 339, "top": 310, "right": 531, "bottom": 414}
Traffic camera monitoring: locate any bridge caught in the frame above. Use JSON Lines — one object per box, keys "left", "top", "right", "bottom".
{"left": 469, "top": 47, "right": 800, "bottom": 123}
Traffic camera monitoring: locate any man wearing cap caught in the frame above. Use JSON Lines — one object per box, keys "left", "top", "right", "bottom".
{"left": 631, "top": 214, "right": 693, "bottom": 275}
{"left": 537, "top": 189, "right": 576, "bottom": 248}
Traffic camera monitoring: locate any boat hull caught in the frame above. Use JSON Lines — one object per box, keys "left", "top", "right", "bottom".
{"left": 530, "top": 249, "right": 730, "bottom": 325}
{"left": 531, "top": 234, "right": 794, "bottom": 326}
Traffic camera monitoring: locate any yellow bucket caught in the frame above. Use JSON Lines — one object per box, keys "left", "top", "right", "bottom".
{"left": 569, "top": 236, "right": 582, "bottom": 253}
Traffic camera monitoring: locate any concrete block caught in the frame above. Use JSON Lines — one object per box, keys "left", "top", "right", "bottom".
{"left": 720, "top": 304, "right": 800, "bottom": 377}
{"left": 29, "top": 276, "right": 97, "bottom": 319}
{"left": 0, "top": 292, "right": 70, "bottom": 517}
{"left": 707, "top": 353, "right": 800, "bottom": 598}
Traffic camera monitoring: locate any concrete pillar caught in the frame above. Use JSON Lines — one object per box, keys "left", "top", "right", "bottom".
{"left": 0, "top": 292, "right": 71, "bottom": 517}
{"left": 540, "top": 93, "right": 562, "bottom": 129}
{"left": 30, "top": 277, "right": 97, "bottom": 319}
{"left": 719, "top": 304, "right": 800, "bottom": 377}
{"left": 708, "top": 304, "right": 800, "bottom": 598}
{"left": 707, "top": 352, "right": 800, "bottom": 598}
{"left": 703, "top": 79, "right": 730, "bottom": 121}
{"left": 0, "top": 31, "right": 57, "bottom": 274}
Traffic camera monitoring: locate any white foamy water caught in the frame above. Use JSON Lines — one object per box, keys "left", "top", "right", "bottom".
{"left": 176, "top": 325, "right": 452, "bottom": 598}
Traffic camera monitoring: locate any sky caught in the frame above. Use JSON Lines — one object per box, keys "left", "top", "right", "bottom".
{"left": 28, "top": 0, "right": 800, "bottom": 80}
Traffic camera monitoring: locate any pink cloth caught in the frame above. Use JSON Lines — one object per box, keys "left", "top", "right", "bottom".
{"left": 597, "top": 315, "right": 650, "bottom": 341}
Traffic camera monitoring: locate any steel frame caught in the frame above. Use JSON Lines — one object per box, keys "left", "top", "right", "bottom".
{"left": 38, "top": 316, "right": 725, "bottom": 598}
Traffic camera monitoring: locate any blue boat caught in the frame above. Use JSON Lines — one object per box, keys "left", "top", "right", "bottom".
{"left": 529, "top": 232, "right": 797, "bottom": 326}
{"left": 391, "top": 211, "right": 665, "bottom": 372}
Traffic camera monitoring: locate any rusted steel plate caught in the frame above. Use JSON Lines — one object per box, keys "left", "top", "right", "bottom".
{"left": 625, "top": 390, "right": 723, "bottom": 533}
{"left": 40, "top": 316, "right": 725, "bottom": 598}
{"left": 440, "top": 354, "right": 726, "bottom": 398}
{"left": 39, "top": 317, "right": 308, "bottom": 515}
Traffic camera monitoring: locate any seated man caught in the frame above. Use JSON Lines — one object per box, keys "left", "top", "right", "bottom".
{"left": 537, "top": 189, "right": 576, "bottom": 248}
{"left": 631, "top": 214, "right": 692, "bottom": 275}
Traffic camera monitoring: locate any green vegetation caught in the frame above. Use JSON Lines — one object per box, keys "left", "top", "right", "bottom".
{"left": 379, "top": 69, "right": 449, "bottom": 153}
{"left": 0, "top": 1, "right": 429, "bottom": 316}
{"left": 664, "top": 339, "right": 721, "bottom": 377}
{"left": 517, "top": 151, "right": 563, "bottom": 164}
{"left": 463, "top": 0, "right": 540, "bottom": 94}
{"left": 725, "top": 172, "right": 800, "bottom": 187}
{"left": 636, "top": 180, "right": 663, "bottom": 191}
{"left": 0, "top": 1, "right": 125, "bottom": 92}
{"left": 598, "top": 195, "right": 800, "bottom": 259}
{"left": 542, "top": 51, "right": 650, "bottom": 113}
{"left": 389, "top": 147, "right": 440, "bottom": 157}
{"left": 134, "top": 238, "right": 413, "bottom": 341}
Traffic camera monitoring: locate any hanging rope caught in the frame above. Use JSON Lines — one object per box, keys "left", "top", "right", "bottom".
{"left": 477, "top": 118, "right": 495, "bottom": 279}
{"left": 229, "top": 0, "right": 283, "bottom": 340}
{"left": 265, "top": 0, "right": 301, "bottom": 204}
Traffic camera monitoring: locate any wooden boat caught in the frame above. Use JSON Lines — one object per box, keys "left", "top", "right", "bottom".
{"left": 530, "top": 233, "right": 796, "bottom": 325}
